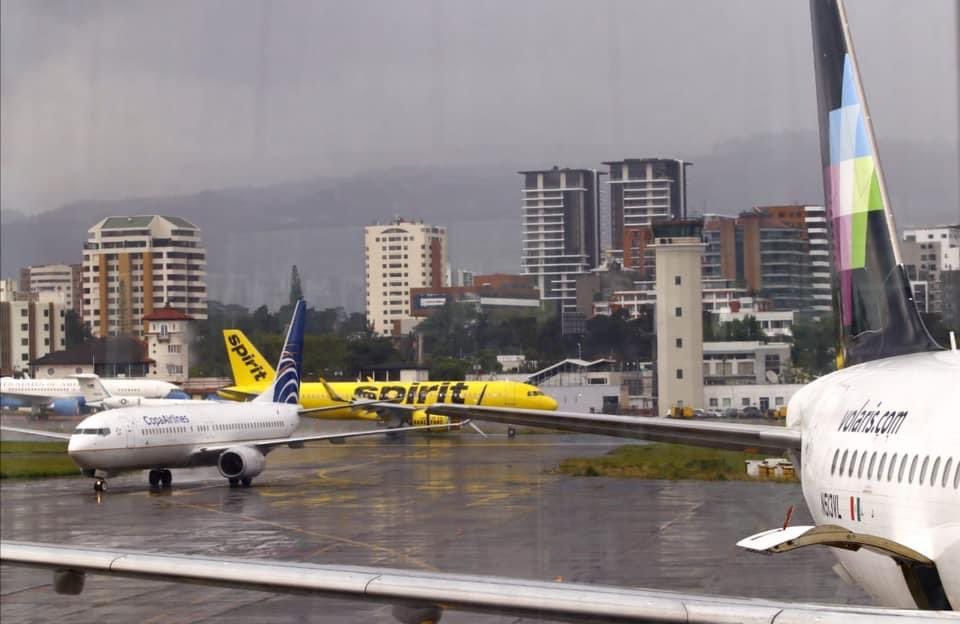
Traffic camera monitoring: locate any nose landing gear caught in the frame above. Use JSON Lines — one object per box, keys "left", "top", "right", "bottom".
{"left": 93, "top": 479, "right": 106, "bottom": 493}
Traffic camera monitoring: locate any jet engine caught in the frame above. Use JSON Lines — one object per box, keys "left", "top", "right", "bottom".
{"left": 49, "top": 398, "right": 83, "bottom": 416}
{"left": 165, "top": 389, "right": 190, "bottom": 400}
{"left": 101, "top": 396, "right": 141, "bottom": 410}
{"left": 217, "top": 446, "right": 266, "bottom": 480}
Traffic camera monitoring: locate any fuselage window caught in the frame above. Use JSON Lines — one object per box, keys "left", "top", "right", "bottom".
{"left": 954, "top": 460, "right": 960, "bottom": 490}
{"left": 877, "top": 453, "right": 887, "bottom": 481}
{"left": 839, "top": 450, "right": 849, "bottom": 476}
{"left": 830, "top": 449, "right": 840, "bottom": 475}
{"left": 930, "top": 457, "right": 941, "bottom": 487}
{"left": 943, "top": 458, "right": 954, "bottom": 488}
{"left": 848, "top": 450, "right": 858, "bottom": 477}
{"left": 919, "top": 456, "right": 929, "bottom": 485}
{"left": 898, "top": 454, "right": 907, "bottom": 483}
{"left": 867, "top": 452, "right": 877, "bottom": 480}
{"left": 888, "top": 453, "right": 898, "bottom": 481}
{"left": 908, "top": 455, "right": 918, "bottom": 484}
{"left": 857, "top": 451, "right": 866, "bottom": 479}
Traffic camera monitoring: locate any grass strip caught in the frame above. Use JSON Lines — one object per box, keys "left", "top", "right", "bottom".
{"left": 0, "top": 441, "right": 78, "bottom": 479}
{"left": 557, "top": 443, "right": 796, "bottom": 482}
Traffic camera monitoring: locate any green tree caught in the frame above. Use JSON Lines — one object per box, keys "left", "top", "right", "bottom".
{"left": 64, "top": 310, "right": 91, "bottom": 349}
{"left": 429, "top": 356, "right": 467, "bottom": 380}
{"left": 790, "top": 315, "right": 836, "bottom": 378}
{"left": 289, "top": 265, "right": 304, "bottom": 304}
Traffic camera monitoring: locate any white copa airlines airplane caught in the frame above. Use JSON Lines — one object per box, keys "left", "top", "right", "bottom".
{"left": 0, "top": 374, "right": 182, "bottom": 416}
{"left": 0, "top": 300, "right": 458, "bottom": 492}
{"left": 0, "top": 2, "right": 956, "bottom": 622}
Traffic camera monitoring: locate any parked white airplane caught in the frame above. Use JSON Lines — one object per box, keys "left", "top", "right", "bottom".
{"left": 0, "top": 300, "right": 459, "bottom": 492}
{"left": 70, "top": 373, "right": 192, "bottom": 411}
{"left": 0, "top": 1, "right": 956, "bottom": 621}
{"left": 0, "top": 374, "right": 182, "bottom": 416}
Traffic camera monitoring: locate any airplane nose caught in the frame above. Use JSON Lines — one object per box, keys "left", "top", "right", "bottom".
{"left": 543, "top": 395, "right": 559, "bottom": 411}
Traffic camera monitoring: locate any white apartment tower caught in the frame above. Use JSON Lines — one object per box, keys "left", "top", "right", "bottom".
{"left": 0, "top": 286, "right": 66, "bottom": 376}
{"left": 520, "top": 167, "right": 601, "bottom": 313}
{"left": 19, "top": 264, "right": 82, "bottom": 315}
{"left": 364, "top": 218, "right": 448, "bottom": 336}
{"left": 804, "top": 205, "right": 832, "bottom": 313}
{"left": 82, "top": 216, "right": 207, "bottom": 337}
{"left": 653, "top": 220, "right": 705, "bottom": 415}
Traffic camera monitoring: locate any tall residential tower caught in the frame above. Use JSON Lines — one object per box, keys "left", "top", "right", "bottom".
{"left": 519, "top": 167, "right": 601, "bottom": 313}
{"left": 82, "top": 216, "right": 207, "bottom": 337}
{"left": 364, "top": 217, "right": 448, "bottom": 336}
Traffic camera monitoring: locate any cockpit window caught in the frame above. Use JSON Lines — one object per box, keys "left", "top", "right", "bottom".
{"left": 74, "top": 427, "right": 110, "bottom": 436}
{"left": 527, "top": 390, "right": 544, "bottom": 397}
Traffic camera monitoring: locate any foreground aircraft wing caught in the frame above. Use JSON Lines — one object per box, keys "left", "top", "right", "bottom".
{"left": 427, "top": 405, "right": 801, "bottom": 455}
{"left": 297, "top": 398, "right": 397, "bottom": 416}
{"left": 195, "top": 421, "right": 464, "bottom": 454}
{"left": 0, "top": 425, "right": 73, "bottom": 441}
{"left": 2, "top": 541, "right": 949, "bottom": 624}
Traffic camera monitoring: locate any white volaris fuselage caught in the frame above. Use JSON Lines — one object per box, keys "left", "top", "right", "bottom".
{"left": 788, "top": 349, "right": 960, "bottom": 608}
{"left": 67, "top": 402, "right": 299, "bottom": 472}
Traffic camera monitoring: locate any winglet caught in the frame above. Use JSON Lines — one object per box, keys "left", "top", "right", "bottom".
{"left": 254, "top": 300, "right": 305, "bottom": 404}
{"left": 810, "top": 0, "right": 941, "bottom": 367}
{"left": 72, "top": 374, "right": 111, "bottom": 404}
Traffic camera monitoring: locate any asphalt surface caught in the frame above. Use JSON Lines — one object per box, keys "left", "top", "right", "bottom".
{"left": 1, "top": 423, "right": 872, "bottom": 623}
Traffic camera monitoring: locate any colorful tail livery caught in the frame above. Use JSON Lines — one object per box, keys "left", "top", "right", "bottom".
{"left": 810, "top": 0, "right": 942, "bottom": 367}
{"left": 254, "top": 299, "right": 304, "bottom": 404}
{"left": 224, "top": 330, "right": 275, "bottom": 386}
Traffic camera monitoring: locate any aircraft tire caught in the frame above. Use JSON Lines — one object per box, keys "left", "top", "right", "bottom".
{"left": 507, "top": 427, "right": 517, "bottom": 438}
{"left": 148, "top": 470, "right": 161, "bottom": 488}
{"left": 160, "top": 470, "right": 172, "bottom": 488}
{"left": 228, "top": 478, "right": 240, "bottom": 488}
{"left": 240, "top": 477, "right": 252, "bottom": 487}
{"left": 93, "top": 480, "right": 106, "bottom": 493}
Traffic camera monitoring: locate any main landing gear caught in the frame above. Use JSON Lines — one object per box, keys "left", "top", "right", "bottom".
{"left": 93, "top": 479, "right": 107, "bottom": 493}
{"left": 148, "top": 469, "right": 173, "bottom": 489}
{"left": 227, "top": 477, "right": 253, "bottom": 488}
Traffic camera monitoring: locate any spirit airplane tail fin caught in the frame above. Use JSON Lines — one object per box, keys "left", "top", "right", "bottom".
{"left": 224, "top": 330, "right": 276, "bottom": 386}
{"left": 810, "top": 0, "right": 942, "bottom": 367}
{"left": 254, "top": 300, "right": 305, "bottom": 404}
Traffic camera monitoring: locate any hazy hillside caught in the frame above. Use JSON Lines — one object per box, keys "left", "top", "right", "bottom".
{"left": 2, "top": 132, "right": 955, "bottom": 310}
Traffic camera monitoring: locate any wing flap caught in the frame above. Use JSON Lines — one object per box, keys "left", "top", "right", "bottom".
{"left": 1, "top": 541, "right": 947, "bottom": 623}
{"left": 427, "top": 405, "right": 801, "bottom": 454}
{"left": 195, "top": 421, "right": 462, "bottom": 454}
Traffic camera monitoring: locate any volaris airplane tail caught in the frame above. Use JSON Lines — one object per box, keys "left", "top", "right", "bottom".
{"left": 254, "top": 300, "right": 305, "bottom": 404}
{"left": 810, "top": 0, "right": 942, "bottom": 368}
{"left": 224, "top": 330, "right": 275, "bottom": 386}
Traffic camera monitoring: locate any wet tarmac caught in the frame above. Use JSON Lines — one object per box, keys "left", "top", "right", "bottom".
{"left": 1, "top": 428, "right": 872, "bottom": 622}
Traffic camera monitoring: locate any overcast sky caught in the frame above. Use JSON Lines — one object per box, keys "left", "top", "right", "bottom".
{"left": 1, "top": 0, "right": 957, "bottom": 216}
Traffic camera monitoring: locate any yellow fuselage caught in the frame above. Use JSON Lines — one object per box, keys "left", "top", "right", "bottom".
{"left": 220, "top": 380, "right": 557, "bottom": 423}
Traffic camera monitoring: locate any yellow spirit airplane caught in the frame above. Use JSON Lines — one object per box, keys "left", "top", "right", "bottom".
{"left": 218, "top": 329, "right": 558, "bottom": 427}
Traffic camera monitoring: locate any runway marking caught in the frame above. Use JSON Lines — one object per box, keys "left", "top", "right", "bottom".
{"left": 656, "top": 502, "right": 705, "bottom": 533}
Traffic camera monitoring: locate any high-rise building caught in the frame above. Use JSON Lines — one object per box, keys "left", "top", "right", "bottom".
{"left": 18, "top": 264, "right": 82, "bottom": 315}
{"left": 605, "top": 158, "right": 691, "bottom": 253}
{"left": 702, "top": 206, "right": 813, "bottom": 311}
{"left": 519, "top": 166, "right": 601, "bottom": 313}
{"left": 804, "top": 206, "right": 833, "bottom": 313}
{"left": 364, "top": 217, "right": 448, "bottom": 336}
{"left": 82, "top": 216, "right": 207, "bottom": 337}
{"left": 652, "top": 220, "right": 705, "bottom": 415}
{"left": 901, "top": 224, "right": 959, "bottom": 316}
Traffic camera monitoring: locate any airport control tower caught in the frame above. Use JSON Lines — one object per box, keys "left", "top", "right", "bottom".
{"left": 652, "top": 220, "right": 705, "bottom": 416}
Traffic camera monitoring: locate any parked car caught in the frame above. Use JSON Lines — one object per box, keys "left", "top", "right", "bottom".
{"left": 741, "top": 406, "right": 762, "bottom": 419}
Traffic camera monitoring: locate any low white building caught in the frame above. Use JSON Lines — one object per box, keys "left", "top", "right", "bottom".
{"left": 703, "top": 383, "right": 805, "bottom": 414}
{"left": 703, "top": 341, "right": 791, "bottom": 385}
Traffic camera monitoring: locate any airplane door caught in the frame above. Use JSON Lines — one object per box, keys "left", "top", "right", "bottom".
{"left": 122, "top": 415, "right": 135, "bottom": 448}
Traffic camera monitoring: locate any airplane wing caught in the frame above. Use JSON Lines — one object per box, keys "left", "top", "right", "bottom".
{"left": 0, "top": 391, "right": 61, "bottom": 408}
{"left": 0, "top": 425, "right": 73, "bottom": 441}
{"left": 297, "top": 398, "right": 396, "bottom": 416}
{"left": 426, "top": 405, "right": 801, "bottom": 455}
{"left": 194, "top": 421, "right": 464, "bottom": 454}
{"left": 1, "top": 541, "right": 947, "bottom": 624}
